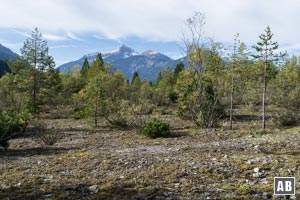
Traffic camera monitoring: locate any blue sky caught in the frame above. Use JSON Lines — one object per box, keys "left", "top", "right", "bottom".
{"left": 1, "top": 0, "right": 300, "bottom": 66}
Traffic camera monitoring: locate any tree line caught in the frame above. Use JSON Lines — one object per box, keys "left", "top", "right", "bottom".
{"left": 1, "top": 15, "right": 300, "bottom": 148}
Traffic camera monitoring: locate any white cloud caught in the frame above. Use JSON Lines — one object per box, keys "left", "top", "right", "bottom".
{"left": 49, "top": 45, "right": 72, "bottom": 49}
{"left": 0, "top": 0, "right": 300, "bottom": 46}
{"left": 43, "top": 33, "right": 68, "bottom": 41}
{"left": 0, "top": 40, "right": 22, "bottom": 51}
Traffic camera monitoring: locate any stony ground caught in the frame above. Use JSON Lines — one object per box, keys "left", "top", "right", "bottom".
{"left": 1, "top": 117, "right": 300, "bottom": 199}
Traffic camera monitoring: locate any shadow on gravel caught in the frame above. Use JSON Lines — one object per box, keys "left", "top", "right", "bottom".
{"left": 0, "top": 182, "right": 170, "bottom": 200}
{"left": 0, "top": 146, "right": 78, "bottom": 158}
{"left": 233, "top": 114, "right": 271, "bottom": 122}
{"left": 168, "top": 131, "right": 187, "bottom": 138}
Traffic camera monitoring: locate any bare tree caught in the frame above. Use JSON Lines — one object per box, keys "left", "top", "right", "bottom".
{"left": 181, "top": 12, "right": 207, "bottom": 74}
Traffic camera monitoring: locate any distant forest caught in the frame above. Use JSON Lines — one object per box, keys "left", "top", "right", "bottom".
{"left": 0, "top": 60, "right": 10, "bottom": 76}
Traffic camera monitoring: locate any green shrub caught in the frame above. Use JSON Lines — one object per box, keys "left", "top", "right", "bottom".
{"left": 236, "top": 184, "right": 251, "bottom": 195}
{"left": 142, "top": 118, "right": 170, "bottom": 138}
{"left": 71, "top": 110, "right": 86, "bottom": 120}
{"left": 0, "top": 111, "right": 29, "bottom": 150}
{"left": 273, "top": 111, "right": 299, "bottom": 127}
{"left": 32, "top": 120, "right": 61, "bottom": 146}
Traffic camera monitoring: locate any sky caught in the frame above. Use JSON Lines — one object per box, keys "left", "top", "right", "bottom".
{"left": 0, "top": 0, "right": 300, "bottom": 66}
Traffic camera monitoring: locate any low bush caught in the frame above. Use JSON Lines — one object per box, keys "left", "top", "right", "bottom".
{"left": 127, "top": 103, "right": 152, "bottom": 131}
{"left": 0, "top": 110, "right": 29, "bottom": 150}
{"left": 273, "top": 111, "right": 300, "bottom": 127}
{"left": 142, "top": 118, "right": 170, "bottom": 138}
{"left": 236, "top": 184, "right": 252, "bottom": 195}
{"left": 32, "top": 120, "right": 61, "bottom": 146}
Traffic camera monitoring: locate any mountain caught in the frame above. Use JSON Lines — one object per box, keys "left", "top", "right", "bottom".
{"left": 0, "top": 44, "right": 17, "bottom": 76}
{"left": 58, "top": 45, "right": 186, "bottom": 82}
{"left": 0, "top": 44, "right": 16, "bottom": 61}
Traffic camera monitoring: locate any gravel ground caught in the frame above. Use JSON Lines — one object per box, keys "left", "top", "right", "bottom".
{"left": 1, "top": 118, "right": 300, "bottom": 199}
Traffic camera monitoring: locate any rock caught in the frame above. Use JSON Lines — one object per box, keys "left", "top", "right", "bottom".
{"left": 254, "top": 167, "right": 260, "bottom": 173}
{"left": 0, "top": 183, "right": 9, "bottom": 189}
{"left": 88, "top": 185, "right": 99, "bottom": 193}
{"left": 253, "top": 172, "right": 262, "bottom": 178}
{"left": 224, "top": 155, "right": 228, "bottom": 159}
{"left": 247, "top": 159, "right": 253, "bottom": 164}
{"left": 44, "top": 194, "right": 52, "bottom": 198}
{"left": 260, "top": 178, "right": 268, "bottom": 184}
{"left": 262, "top": 192, "right": 271, "bottom": 199}
{"left": 192, "top": 186, "right": 199, "bottom": 192}
{"left": 174, "top": 183, "right": 180, "bottom": 187}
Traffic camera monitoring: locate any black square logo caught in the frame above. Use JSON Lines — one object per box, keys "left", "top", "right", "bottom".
{"left": 274, "top": 177, "right": 295, "bottom": 195}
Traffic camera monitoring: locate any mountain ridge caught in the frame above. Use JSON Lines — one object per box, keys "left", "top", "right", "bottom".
{"left": 58, "top": 45, "right": 186, "bottom": 82}
{"left": 0, "top": 44, "right": 16, "bottom": 61}
{"left": 0, "top": 44, "right": 17, "bottom": 76}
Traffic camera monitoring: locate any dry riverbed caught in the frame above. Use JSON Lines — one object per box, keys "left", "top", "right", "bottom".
{"left": 1, "top": 118, "right": 300, "bottom": 199}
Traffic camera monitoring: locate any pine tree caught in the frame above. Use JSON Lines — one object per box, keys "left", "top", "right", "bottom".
{"left": 229, "top": 34, "right": 240, "bottom": 129}
{"left": 21, "top": 28, "right": 54, "bottom": 70}
{"left": 173, "top": 62, "right": 185, "bottom": 82}
{"left": 89, "top": 53, "right": 104, "bottom": 77}
{"left": 252, "top": 26, "right": 285, "bottom": 130}
{"left": 92, "top": 53, "right": 104, "bottom": 70}
{"left": 80, "top": 58, "right": 90, "bottom": 78}
{"left": 131, "top": 71, "right": 141, "bottom": 85}
{"left": 20, "top": 28, "right": 55, "bottom": 112}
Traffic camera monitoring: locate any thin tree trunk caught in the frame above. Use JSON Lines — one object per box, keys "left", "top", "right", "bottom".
{"left": 230, "top": 75, "right": 234, "bottom": 130}
{"left": 262, "top": 62, "right": 267, "bottom": 130}
{"left": 94, "top": 100, "right": 98, "bottom": 127}
{"left": 33, "top": 70, "right": 36, "bottom": 113}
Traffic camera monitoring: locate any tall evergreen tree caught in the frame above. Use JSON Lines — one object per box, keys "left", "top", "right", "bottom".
{"left": 131, "top": 71, "right": 141, "bottom": 85}
{"left": 173, "top": 62, "right": 185, "bottom": 82}
{"left": 89, "top": 53, "right": 104, "bottom": 77}
{"left": 20, "top": 27, "right": 55, "bottom": 112}
{"left": 21, "top": 28, "right": 54, "bottom": 70}
{"left": 80, "top": 58, "right": 90, "bottom": 80}
{"left": 93, "top": 53, "right": 104, "bottom": 69}
{"left": 252, "top": 26, "right": 285, "bottom": 130}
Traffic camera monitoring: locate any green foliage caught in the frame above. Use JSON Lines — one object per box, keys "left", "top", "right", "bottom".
{"left": 252, "top": 25, "right": 285, "bottom": 129}
{"left": 0, "top": 60, "right": 10, "bottom": 77}
{"left": 131, "top": 71, "right": 141, "bottom": 85}
{"left": 142, "top": 118, "right": 170, "bottom": 138}
{"left": 173, "top": 62, "right": 185, "bottom": 81}
{"left": 32, "top": 120, "right": 61, "bottom": 146}
{"left": 177, "top": 70, "right": 225, "bottom": 128}
{"left": 0, "top": 72, "right": 31, "bottom": 112}
{"left": 20, "top": 28, "right": 56, "bottom": 113}
{"left": 273, "top": 111, "right": 300, "bottom": 127}
{"left": 8, "top": 56, "right": 27, "bottom": 74}
{"left": 21, "top": 27, "right": 55, "bottom": 70}
{"left": 0, "top": 110, "right": 29, "bottom": 150}
{"left": 89, "top": 53, "right": 104, "bottom": 76}
{"left": 236, "top": 184, "right": 251, "bottom": 195}
{"left": 80, "top": 58, "right": 90, "bottom": 78}
{"left": 156, "top": 67, "right": 175, "bottom": 105}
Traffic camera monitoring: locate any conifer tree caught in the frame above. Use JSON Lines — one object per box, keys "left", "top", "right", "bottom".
{"left": 252, "top": 26, "right": 285, "bottom": 130}
{"left": 80, "top": 58, "right": 90, "bottom": 78}
{"left": 20, "top": 28, "right": 55, "bottom": 112}
{"left": 131, "top": 71, "right": 141, "bottom": 85}
{"left": 89, "top": 53, "right": 104, "bottom": 77}
{"left": 173, "top": 62, "right": 185, "bottom": 82}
